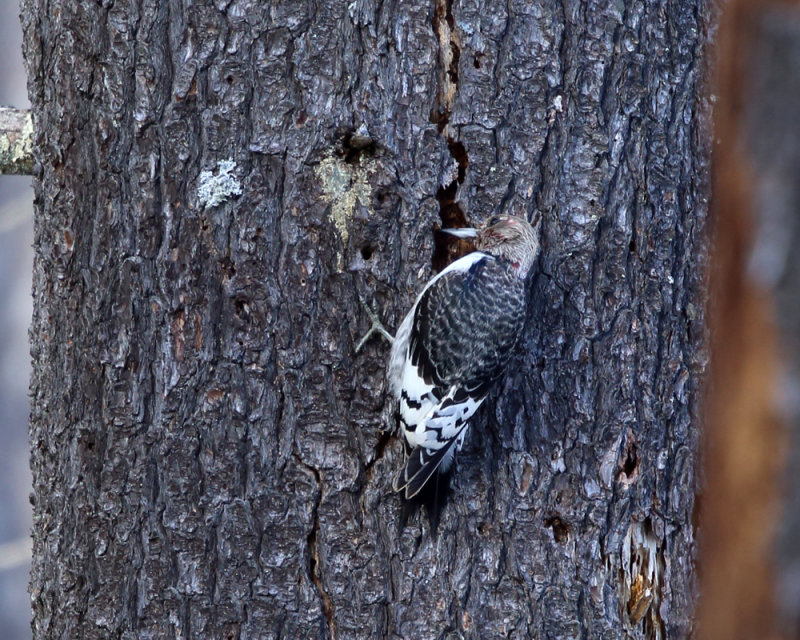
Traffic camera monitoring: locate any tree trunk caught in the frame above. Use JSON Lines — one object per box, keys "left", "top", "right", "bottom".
{"left": 21, "top": 0, "right": 712, "bottom": 638}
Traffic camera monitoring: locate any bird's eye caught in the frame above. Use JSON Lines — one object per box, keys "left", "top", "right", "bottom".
{"left": 487, "top": 216, "right": 501, "bottom": 226}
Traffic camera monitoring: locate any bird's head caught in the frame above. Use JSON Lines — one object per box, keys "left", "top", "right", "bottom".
{"left": 442, "top": 214, "right": 541, "bottom": 276}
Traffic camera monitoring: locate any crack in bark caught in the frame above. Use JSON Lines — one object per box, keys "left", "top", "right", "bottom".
{"left": 431, "top": 0, "right": 472, "bottom": 272}
{"left": 363, "top": 429, "right": 393, "bottom": 485}
{"left": 297, "top": 457, "right": 337, "bottom": 639}
{"left": 431, "top": 0, "right": 460, "bottom": 127}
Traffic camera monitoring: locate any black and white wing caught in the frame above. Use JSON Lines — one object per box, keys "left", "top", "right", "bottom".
{"left": 390, "top": 251, "right": 526, "bottom": 498}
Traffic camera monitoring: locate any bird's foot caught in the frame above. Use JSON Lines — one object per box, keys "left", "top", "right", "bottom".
{"left": 355, "top": 295, "right": 395, "bottom": 352}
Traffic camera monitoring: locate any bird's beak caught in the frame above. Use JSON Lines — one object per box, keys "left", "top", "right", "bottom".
{"left": 440, "top": 227, "right": 478, "bottom": 238}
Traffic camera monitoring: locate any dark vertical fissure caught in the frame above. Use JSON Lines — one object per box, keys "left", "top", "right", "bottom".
{"left": 301, "top": 458, "right": 336, "bottom": 639}
{"left": 431, "top": 0, "right": 472, "bottom": 272}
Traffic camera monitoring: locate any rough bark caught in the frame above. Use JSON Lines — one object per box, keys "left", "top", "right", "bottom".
{"left": 22, "top": 0, "right": 712, "bottom": 638}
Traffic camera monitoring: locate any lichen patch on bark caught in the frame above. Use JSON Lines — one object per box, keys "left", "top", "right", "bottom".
{"left": 315, "top": 154, "right": 374, "bottom": 245}
{"left": 197, "top": 159, "right": 243, "bottom": 208}
{"left": 0, "top": 108, "right": 33, "bottom": 174}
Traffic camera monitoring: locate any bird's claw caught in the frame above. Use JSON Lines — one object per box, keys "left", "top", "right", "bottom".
{"left": 355, "top": 295, "right": 394, "bottom": 352}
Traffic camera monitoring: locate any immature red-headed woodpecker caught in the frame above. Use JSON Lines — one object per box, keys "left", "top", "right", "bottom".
{"left": 359, "top": 214, "right": 541, "bottom": 508}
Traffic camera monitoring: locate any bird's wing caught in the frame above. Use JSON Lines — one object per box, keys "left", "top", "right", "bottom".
{"left": 397, "top": 252, "right": 526, "bottom": 449}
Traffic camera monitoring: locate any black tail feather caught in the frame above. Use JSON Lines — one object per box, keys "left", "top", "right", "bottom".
{"left": 395, "top": 438, "right": 459, "bottom": 499}
{"left": 399, "top": 467, "right": 452, "bottom": 537}
{"left": 394, "top": 437, "right": 463, "bottom": 536}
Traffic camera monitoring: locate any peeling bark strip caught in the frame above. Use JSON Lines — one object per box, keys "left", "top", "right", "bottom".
{"left": 22, "top": 0, "right": 712, "bottom": 638}
{"left": 0, "top": 107, "right": 34, "bottom": 174}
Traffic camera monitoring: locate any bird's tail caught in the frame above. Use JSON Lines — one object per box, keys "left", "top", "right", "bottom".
{"left": 394, "top": 441, "right": 460, "bottom": 536}
{"left": 399, "top": 467, "right": 451, "bottom": 537}
{"left": 393, "top": 437, "right": 460, "bottom": 499}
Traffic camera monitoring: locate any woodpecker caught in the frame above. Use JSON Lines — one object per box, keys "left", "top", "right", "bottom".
{"left": 359, "top": 214, "right": 541, "bottom": 512}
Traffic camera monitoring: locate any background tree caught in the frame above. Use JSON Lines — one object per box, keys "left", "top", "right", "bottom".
{"left": 21, "top": 0, "right": 714, "bottom": 638}
{"left": 697, "top": 0, "right": 800, "bottom": 638}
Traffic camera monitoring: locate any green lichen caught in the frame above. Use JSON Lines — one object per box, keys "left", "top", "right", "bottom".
{"left": 315, "top": 155, "right": 373, "bottom": 244}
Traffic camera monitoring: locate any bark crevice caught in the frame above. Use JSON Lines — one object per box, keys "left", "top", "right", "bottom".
{"left": 299, "top": 457, "right": 336, "bottom": 639}
{"left": 431, "top": 0, "right": 471, "bottom": 272}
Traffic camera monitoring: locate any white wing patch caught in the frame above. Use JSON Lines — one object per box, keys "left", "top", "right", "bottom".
{"left": 400, "top": 383, "right": 484, "bottom": 450}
